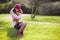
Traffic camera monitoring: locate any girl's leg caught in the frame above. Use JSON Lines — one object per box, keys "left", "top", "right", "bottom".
{"left": 18, "top": 22, "right": 26, "bottom": 35}
{"left": 19, "top": 22, "right": 27, "bottom": 32}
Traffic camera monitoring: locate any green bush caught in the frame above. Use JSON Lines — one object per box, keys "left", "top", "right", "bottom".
{"left": 0, "top": 2, "right": 13, "bottom": 13}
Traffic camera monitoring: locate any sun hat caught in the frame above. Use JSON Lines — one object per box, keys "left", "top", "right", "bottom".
{"left": 15, "top": 4, "right": 21, "bottom": 10}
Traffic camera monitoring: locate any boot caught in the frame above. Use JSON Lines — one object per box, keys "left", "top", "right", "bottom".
{"left": 21, "top": 31, "right": 23, "bottom": 36}
{"left": 17, "top": 32, "right": 22, "bottom": 36}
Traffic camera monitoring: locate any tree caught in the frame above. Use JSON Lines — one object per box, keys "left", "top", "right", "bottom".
{"left": 29, "top": 0, "right": 48, "bottom": 18}
{"left": 29, "top": 0, "right": 60, "bottom": 18}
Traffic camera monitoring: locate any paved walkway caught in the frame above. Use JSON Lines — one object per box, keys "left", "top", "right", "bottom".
{"left": 23, "top": 21, "right": 60, "bottom": 24}
{"left": 22, "top": 14, "right": 31, "bottom": 16}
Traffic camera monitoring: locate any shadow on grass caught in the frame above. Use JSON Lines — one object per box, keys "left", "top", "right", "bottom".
{"left": 7, "top": 27, "right": 23, "bottom": 40}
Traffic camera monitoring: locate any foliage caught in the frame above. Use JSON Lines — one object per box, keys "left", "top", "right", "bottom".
{"left": 0, "top": 0, "right": 10, "bottom": 3}
{"left": 0, "top": 1, "right": 13, "bottom": 13}
{"left": 38, "top": 2, "right": 60, "bottom": 15}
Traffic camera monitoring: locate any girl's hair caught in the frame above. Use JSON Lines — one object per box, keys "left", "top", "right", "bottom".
{"left": 13, "top": 8, "right": 21, "bottom": 14}
{"left": 13, "top": 8, "right": 16, "bottom": 14}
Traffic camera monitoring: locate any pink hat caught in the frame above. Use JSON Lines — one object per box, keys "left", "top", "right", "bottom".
{"left": 15, "top": 4, "right": 21, "bottom": 10}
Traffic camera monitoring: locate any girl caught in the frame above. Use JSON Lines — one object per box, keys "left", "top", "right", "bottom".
{"left": 10, "top": 4, "right": 27, "bottom": 36}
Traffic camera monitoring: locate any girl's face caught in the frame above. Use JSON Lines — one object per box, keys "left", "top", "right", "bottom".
{"left": 15, "top": 9, "right": 21, "bottom": 13}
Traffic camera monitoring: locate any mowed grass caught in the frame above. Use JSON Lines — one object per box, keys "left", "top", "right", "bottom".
{"left": 0, "top": 14, "right": 60, "bottom": 40}
{"left": 23, "top": 15, "right": 60, "bottom": 23}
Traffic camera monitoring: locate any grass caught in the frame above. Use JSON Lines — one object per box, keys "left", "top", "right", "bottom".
{"left": 0, "top": 14, "right": 60, "bottom": 22}
{"left": 0, "top": 14, "right": 60, "bottom": 40}
{"left": 23, "top": 15, "right": 60, "bottom": 23}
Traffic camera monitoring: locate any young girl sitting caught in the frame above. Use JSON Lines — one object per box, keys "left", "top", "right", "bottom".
{"left": 10, "top": 4, "right": 27, "bottom": 36}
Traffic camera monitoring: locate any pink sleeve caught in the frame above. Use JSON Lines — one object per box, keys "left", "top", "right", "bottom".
{"left": 10, "top": 8, "right": 22, "bottom": 19}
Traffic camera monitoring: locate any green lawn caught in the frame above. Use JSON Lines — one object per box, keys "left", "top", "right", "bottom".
{"left": 0, "top": 14, "right": 60, "bottom": 40}
{"left": 23, "top": 15, "right": 60, "bottom": 23}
